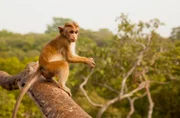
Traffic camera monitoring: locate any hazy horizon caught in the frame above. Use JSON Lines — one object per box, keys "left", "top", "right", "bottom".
{"left": 0, "top": 0, "right": 180, "bottom": 37}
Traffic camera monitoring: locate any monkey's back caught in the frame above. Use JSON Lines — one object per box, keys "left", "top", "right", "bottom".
{"left": 39, "top": 36, "right": 68, "bottom": 66}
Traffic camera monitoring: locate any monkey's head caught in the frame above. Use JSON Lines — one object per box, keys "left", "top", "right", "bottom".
{"left": 58, "top": 21, "right": 79, "bottom": 42}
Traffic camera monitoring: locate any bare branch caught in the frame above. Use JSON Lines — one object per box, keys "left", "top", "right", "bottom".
{"left": 127, "top": 93, "right": 147, "bottom": 118}
{"left": 97, "top": 83, "right": 119, "bottom": 94}
{"left": 119, "top": 34, "right": 152, "bottom": 97}
{"left": 145, "top": 83, "right": 154, "bottom": 118}
{"left": 120, "top": 82, "right": 146, "bottom": 99}
{"left": 96, "top": 81, "right": 147, "bottom": 118}
{"left": 96, "top": 96, "right": 118, "bottom": 118}
{"left": 141, "top": 71, "right": 154, "bottom": 118}
{"left": 96, "top": 34, "right": 152, "bottom": 118}
{"left": 147, "top": 34, "right": 151, "bottom": 46}
{"left": 80, "top": 69, "right": 103, "bottom": 108}
{"left": 127, "top": 97, "right": 136, "bottom": 118}
{"left": 133, "top": 39, "right": 146, "bottom": 49}
{"left": 150, "top": 80, "right": 169, "bottom": 85}
{"left": 166, "top": 73, "right": 179, "bottom": 81}
{"left": 120, "top": 47, "right": 148, "bottom": 97}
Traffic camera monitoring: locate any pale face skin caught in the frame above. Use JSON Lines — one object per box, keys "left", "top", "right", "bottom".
{"left": 66, "top": 27, "right": 79, "bottom": 42}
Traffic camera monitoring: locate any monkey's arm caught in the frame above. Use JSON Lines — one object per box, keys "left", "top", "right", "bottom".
{"left": 66, "top": 49, "right": 95, "bottom": 68}
{"left": 67, "top": 55, "right": 88, "bottom": 63}
{"left": 66, "top": 49, "right": 88, "bottom": 63}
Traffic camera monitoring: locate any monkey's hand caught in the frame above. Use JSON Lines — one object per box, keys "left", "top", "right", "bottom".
{"left": 86, "top": 58, "right": 95, "bottom": 68}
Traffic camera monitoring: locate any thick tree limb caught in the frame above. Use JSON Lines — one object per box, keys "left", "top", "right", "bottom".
{"left": 0, "top": 71, "right": 19, "bottom": 90}
{"left": 0, "top": 62, "right": 91, "bottom": 118}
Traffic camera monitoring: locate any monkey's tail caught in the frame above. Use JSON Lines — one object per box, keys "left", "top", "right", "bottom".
{"left": 12, "top": 70, "right": 41, "bottom": 118}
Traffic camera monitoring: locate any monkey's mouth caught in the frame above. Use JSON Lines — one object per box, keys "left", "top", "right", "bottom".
{"left": 71, "top": 39, "right": 76, "bottom": 42}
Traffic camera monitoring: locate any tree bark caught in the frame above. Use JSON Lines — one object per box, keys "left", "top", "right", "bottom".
{"left": 0, "top": 62, "right": 91, "bottom": 118}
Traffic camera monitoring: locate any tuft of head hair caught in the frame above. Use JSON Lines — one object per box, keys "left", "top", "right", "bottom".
{"left": 64, "top": 21, "right": 79, "bottom": 28}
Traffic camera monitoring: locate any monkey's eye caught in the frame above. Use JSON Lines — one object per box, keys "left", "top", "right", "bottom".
{"left": 75, "top": 31, "right": 79, "bottom": 34}
{"left": 69, "top": 30, "right": 74, "bottom": 34}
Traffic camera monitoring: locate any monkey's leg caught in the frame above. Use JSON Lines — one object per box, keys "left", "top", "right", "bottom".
{"left": 45, "top": 61, "right": 71, "bottom": 96}
{"left": 58, "top": 64, "right": 72, "bottom": 96}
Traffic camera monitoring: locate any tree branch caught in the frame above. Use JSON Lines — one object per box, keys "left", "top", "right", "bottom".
{"left": 145, "top": 82, "right": 154, "bottom": 118}
{"left": 97, "top": 83, "right": 119, "bottom": 94}
{"left": 0, "top": 62, "right": 92, "bottom": 118}
{"left": 96, "top": 35, "right": 151, "bottom": 118}
{"left": 126, "top": 92, "right": 147, "bottom": 118}
{"left": 80, "top": 70, "right": 103, "bottom": 108}
{"left": 120, "top": 45, "right": 148, "bottom": 97}
{"left": 96, "top": 81, "right": 147, "bottom": 118}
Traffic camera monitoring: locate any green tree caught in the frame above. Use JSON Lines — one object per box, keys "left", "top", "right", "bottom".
{"left": 170, "top": 26, "right": 180, "bottom": 40}
{"left": 45, "top": 17, "right": 72, "bottom": 34}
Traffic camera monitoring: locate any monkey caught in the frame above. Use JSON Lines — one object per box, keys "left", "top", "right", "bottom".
{"left": 12, "top": 21, "right": 95, "bottom": 118}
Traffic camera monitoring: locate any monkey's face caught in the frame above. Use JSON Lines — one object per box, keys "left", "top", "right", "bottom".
{"left": 58, "top": 22, "right": 79, "bottom": 42}
{"left": 66, "top": 28, "right": 79, "bottom": 42}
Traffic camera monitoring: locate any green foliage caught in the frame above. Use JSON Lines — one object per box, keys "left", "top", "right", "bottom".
{"left": 170, "top": 26, "right": 180, "bottom": 40}
{"left": 0, "top": 88, "right": 16, "bottom": 117}
{"left": 0, "top": 16, "right": 180, "bottom": 118}
{"left": 45, "top": 17, "right": 72, "bottom": 34}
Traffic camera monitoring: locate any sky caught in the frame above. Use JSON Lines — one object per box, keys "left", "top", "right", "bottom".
{"left": 0, "top": 0, "right": 179, "bottom": 37}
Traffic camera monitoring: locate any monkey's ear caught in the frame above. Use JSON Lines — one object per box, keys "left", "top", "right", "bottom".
{"left": 58, "top": 26, "right": 64, "bottom": 33}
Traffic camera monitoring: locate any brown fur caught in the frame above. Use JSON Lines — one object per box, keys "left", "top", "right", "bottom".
{"left": 12, "top": 21, "right": 95, "bottom": 118}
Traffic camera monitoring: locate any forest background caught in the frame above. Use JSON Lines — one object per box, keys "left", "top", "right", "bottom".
{"left": 0, "top": 15, "right": 180, "bottom": 118}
